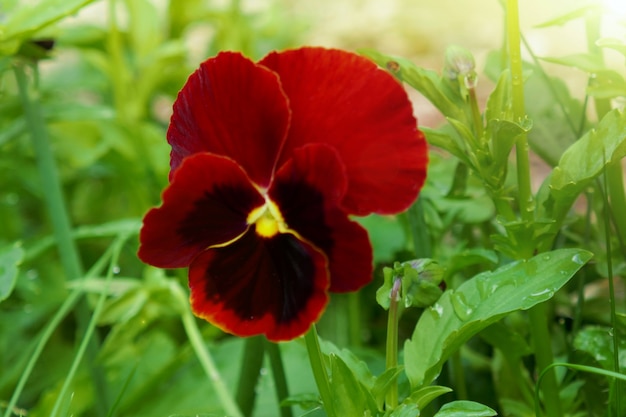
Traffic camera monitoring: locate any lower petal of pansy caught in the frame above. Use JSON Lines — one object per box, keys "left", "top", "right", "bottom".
{"left": 138, "top": 153, "right": 264, "bottom": 268}
{"left": 189, "top": 228, "right": 329, "bottom": 341}
{"left": 260, "top": 47, "right": 428, "bottom": 216}
{"left": 270, "top": 144, "right": 373, "bottom": 292}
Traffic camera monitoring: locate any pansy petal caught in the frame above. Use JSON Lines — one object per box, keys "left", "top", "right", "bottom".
{"left": 260, "top": 47, "right": 428, "bottom": 215}
{"left": 168, "top": 51, "right": 290, "bottom": 187}
{"left": 189, "top": 229, "right": 329, "bottom": 341}
{"left": 138, "top": 153, "right": 264, "bottom": 268}
{"left": 270, "top": 144, "right": 373, "bottom": 292}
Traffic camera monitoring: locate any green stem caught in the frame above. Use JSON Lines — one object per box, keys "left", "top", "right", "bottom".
{"left": 50, "top": 235, "right": 128, "bottom": 417}
{"left": 304, "top": 326, "right": 335, "bottom": 417}
{"left": 175, "top": 286, "right": 243, "bottom": 417}
{"left": 265, "top": 342, "right": 293, "bottom": 417}
{"left": 235, "top": 336, "right": 265, "bottom": 416}
{"left": 603, "top": 167, "right": 622, "bottom": 415}
{"left": 528, "top": 303, "right": 562, "bottom": 417}
{"left": 385, "top": 278, "right": 402, "bottom": 410}
{"left": 13, "top": 62, "right": 109, "bottom": 417}
{"left": 505, "top": 0, "right": 532, "bottom": 226}
{"left": 407, "top": 198, "right": 432, "bottom": 257}
{"left": 450, "top": 351, "right": 468, "bottom": 400}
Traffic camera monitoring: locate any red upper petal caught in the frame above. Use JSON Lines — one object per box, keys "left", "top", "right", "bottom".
{"left": 260, "top": 47, "right": 428, "bottom": 215}
{"left": 270, "top": 144, "right": 373, "bottom": 292}
{"left": 188, "top": 229, "right": 329, "bottom": 341}
{"left": 138, "top": 153, "right": 264, "bottom": 268}
{"left": 168, "top": 51, "right": 291, "bottom": 188}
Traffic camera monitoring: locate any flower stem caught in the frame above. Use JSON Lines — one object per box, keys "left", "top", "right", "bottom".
{"left": 235, "top": 336, "right": 265, "bottom": 416}
{"left": 265, "top": 342, "right": 293, "bottom": 417}
{"left": 505, "top": 2, "right": 561, "bottom": 416}
{"left": 304, "top": 325, "right": 335, "bottom": 416}
{"left": 13, "top": 61, "right": 109, "bottom": 417}
{"left": 175, "top": 286, "right": 243, "bottom": 417}
{"left": 385, "top": 278, "right": 402, "bottom": 410}
{"left": 505, "top": 0, "right": 532, "bottom": 228}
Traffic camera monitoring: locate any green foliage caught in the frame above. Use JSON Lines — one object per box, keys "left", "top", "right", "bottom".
{"left": 2, "top": 0, "right": 625, "bottom": 416}
{"left": 0, "top": 243, "right": 23, "bottom": 302}
{"left": 404, "top": 248, "right": 592, "bottom": 388}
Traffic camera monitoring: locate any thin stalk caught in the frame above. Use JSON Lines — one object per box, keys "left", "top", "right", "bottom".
{"left": 265, "top": 342, "right": 294, "bottom": 417}
{"left": 235, "top": 336, "right": 265, "bottom": 417}
{"left": 602, "top": 168, "right": 621, "bottom": 415}
{"left": 13, "top": 62, "right": 108, "bottom": 416}
{"left": 384, "top": 278, "right": 402, "bottom": 410}
{"left": 304, "top": 326, "right": 335, "bottom": 417}
{"left": 587, "top": 9, "right": 623, "bottom": 410}
{"left": 528, "top": 303, "right": 562, "bottom": 417}
{"left": 506, "top": 2, "right": 561, "bottom": 416}
{"left": 50, "top": 235, "right": 128, "bottom": 417}
{"left": 506, "top": 0, "right": 533, "bottom": 226}
{"left": 407, "top": 198, "right": 432, "bottom": 257}
{"left": 174, "top": 285, "right": 243, "bottom": 417}
{"left": 1, "top": 241, "right": 116, "bottom": 417}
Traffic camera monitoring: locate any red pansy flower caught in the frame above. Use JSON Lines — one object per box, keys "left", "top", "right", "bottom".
{"left": 138, "top": 47, "right": 427, "bottom": 341}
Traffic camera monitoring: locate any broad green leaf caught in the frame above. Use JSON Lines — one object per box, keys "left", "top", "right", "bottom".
{"left": 445, "top": 248, "right": 498, "bottom": 279}
{"left": 0, "top": 0, "right": 97, "bottom": 54}
{"left": 524, "top": 72, "right": 582, "bottom": 166}
{"left": 404, "top": 248, "right": 592, "bottom": 388}
{"left": 574, "top": 326, "right": 626, "bottom": 371}
{"left": 480, "top": 321, "right": 532, "bottom": 359}
{"left": 329, "top": 354, "right": 378, "bottom": 416}
{"left": 0, "top": 242, "right": 24, "bottom": 301}
{"left": 536, "top": 109, "right": 626, "bottom": 247}
{"left": 433, "top": 400, "right": 497, "bottom": 417}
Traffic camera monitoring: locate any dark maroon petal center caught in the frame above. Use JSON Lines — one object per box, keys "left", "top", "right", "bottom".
{"left": 189, "top": 228, "right": 329, "bottom": 340}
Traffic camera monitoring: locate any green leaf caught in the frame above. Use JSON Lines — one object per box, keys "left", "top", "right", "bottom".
{"left": 359, "top": 49, "right": 467, "bottom": 123}
{"left": 328, "top": 354, "right": 378, "bottom": 416}
{"left": 574, "top": 326, "right": 626, "bottom": 371}
{"left": 372, "top": 366, "right": 404, "bottom": 410}
{"left": 587, "top": 70, "right": 626, "bottom": 99}
{"left": 433, "top": 400, "right": 497, "bottom": 417}
{"left": 534, "top": 6, "right": 600, "bottom": 28}
{"left": 536, "top": 109, "right": 626, "bottom": 247}
{"left": 422, "top": 126, "right": 472, "bottom": 167}
{"left": 0, "top": 0, "right": 97, "bottom": 54}
{"left": 406, "top": 385, "right": 453, "bottom": 410}
{"left": 0, "top": 242, "right": 24, "bottom": 302}
{"left": 539, "top": 53, "right": 605, "bottom": 73}
{"left": 597, "top": 37, "right": 626, "bottom": 59}
{"left": 404, "top": 248, "right": 592, "bottom": 388}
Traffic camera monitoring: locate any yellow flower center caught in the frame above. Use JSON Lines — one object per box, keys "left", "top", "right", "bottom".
{"left": 247, "top": 198, "right": 286, "bottom": 238}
